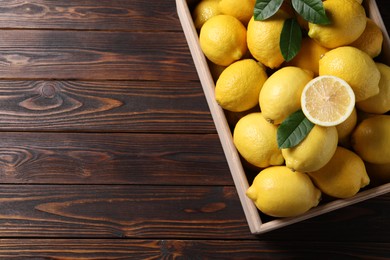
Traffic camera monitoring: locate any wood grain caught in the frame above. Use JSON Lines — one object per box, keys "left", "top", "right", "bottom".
{"left": 0, "top": 185, "right": 250, "bottom": 239}
{"left": 0, "top": 185, "right": 388, "bottom": 241}
{"left": 0, "top": 30, "right": 199, "bottom": 80}
{"left": 0, "top": 132, "right": 230, "bottom": 185}
{"left": 0, "top": 80, "right": 214, "bottom": 132}
{"left": 0, "top": 239, "right": 389, "bottom": 259}
{"left": 0, "top": 0, "right": 182, "bottom": 31}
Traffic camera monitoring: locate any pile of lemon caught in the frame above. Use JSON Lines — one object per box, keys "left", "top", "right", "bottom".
{"left": 193, "top": 0, "right": 390, "bottom": 218}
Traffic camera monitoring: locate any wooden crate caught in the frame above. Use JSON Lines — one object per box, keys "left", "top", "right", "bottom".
{"left": 176, "top": 0, "right": 390, "bottom": 234}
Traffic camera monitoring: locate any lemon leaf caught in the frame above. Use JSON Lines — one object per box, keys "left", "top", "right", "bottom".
{"left": 291, "top": 0, "right": 330, "bottom": 24}
{"left": 277, "top": 109, "right": 314, "bottom": 149}
{"left": 254, "top": 0, "right": 284, "bottom": 21}
{"left": 280, "top": 18, "right": 302, "bottom": 62}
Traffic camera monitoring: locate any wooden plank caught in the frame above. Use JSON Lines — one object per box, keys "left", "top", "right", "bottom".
{"left": 0, "top": 185, "right": 251, "bottom": 239}
{"left": 0, "top": 30, "right": 199, "bottom": 81}
{"left": 0, "top": 132, "right": 231, "bottom": 185}
{"left": 0, "top": 0, "right": 182, "bottom": 31}
{"left": 0, "top": 80, "right": 215, "bottom": 133}
{"left": 0, "top": 185, "right": 388, "bottom": 240}
{"left": 0, "top": 239, "right": 389, "bottom": 259}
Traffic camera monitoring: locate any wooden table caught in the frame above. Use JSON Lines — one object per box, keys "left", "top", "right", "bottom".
{"left": 0, "top": 0, "right": 388, "bottom": 258}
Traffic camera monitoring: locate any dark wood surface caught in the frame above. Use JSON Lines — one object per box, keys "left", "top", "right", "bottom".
{"left": 0, "top": 0, "right": 388, "bottom": 258}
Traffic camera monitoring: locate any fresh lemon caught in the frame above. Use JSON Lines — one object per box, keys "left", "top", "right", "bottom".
{"left": 336, "top": 107, "right": 357, "bottom": 146}
{"left": 301, "top": 75, "right": 355, "bottom": 127}
{"left": 259, "top": 66, "right": 313, "bottom": 125}
{"left": 282, "top": 125, "right": 338, "bottom": 172}
{"left": 215, "top": 59, "right": 267, "bottom": 112}
{"left": 246, "top": 166, "right": 321, "bottom": 217}
{"left": 219, "top": 0, "right": 255, "bottom": 25}
{"left": 286, "top": 37, "right": 329, "bottom": 76}
{"left": 350, "top": 18, "right": 384, "bottom": 58}
{"left": 233, "top": 113, "right": 284, "bottom": 168}
{"left": 319, "top": 46, "right": 380, "bottom": 102}
{"left": 200, "top": 14, "right": 247, "bottom": 66}
{"left": 308, "top": 146, "right": 370, "bottom": 198}
{"left": 308, "top": 0, "right": 366, "bottom": 48}
{"left": 351, "top": 115, "right": 390, "bottom": 164}
{"left": 192, "top": 0, "right": 221, "bottom": 30}
{"left": 357, "top": 63, "right": 390, "bottom": 114}
{"left": 247, "top": 10, "right": 291, "bottom": 69}
{"left": 364, "top": 162, "right": 390, "bottom": 185}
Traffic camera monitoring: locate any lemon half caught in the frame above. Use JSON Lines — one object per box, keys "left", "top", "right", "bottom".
{"left": 301, "top": 75, "right": 355, "bottom": 127}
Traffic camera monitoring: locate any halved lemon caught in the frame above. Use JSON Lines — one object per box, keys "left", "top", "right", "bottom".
{"left": 301, "top": 75, "right": 356, "bottom": 127}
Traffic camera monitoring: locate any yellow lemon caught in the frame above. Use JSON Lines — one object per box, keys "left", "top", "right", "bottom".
{"left": 351, "top": 115, "right": 390, "bottom": 164}
{"left": 308, "top": 0, "right": 366, "bottom": 48}
{"left": 215, "top": 59, "right": 267, "bottom": 112}
{"left": 301, "top": 75, "right": 355, "bottom": 127}
{"left": 282, "top": 125, "right": 338, "bottom": 172}
{"left": 246, "top": 166, "right": 321, "bottom": 217}
{"left": 200, "top": 15, "right": 247, "bottom": 66}
{"left": 336, "top": 107, "right": 357, "bottom": 146}
{"left": 308, "top": 146, "right": 370, "bottom": 198}
{"left": 233, "top": 113, "right": 284, "bottom": 168}
{"left": 357, "top": 63, "right": 390, "bottom": 114}
{"left": 286, "top": 37, "right": 329, "bottom": 75}
{"left": 259, "top": 66, "right": 313, "bottom": 125}
{"left": 247, "top": 10, "right": 290, "bottom": 69}
{"left": 350, "top": 18, "right": 384, "bottom": 58}
{"left": 319, "top": 46, "right": 380, "bottom": 102}
{"left": 219, "top": 0, "right": 255, "bottom": 25}
{"left": 364, "top": 162, "right": 390, "bottom": 185}
{"left": 192, "top": 0, "right": 222, "bottom": 30}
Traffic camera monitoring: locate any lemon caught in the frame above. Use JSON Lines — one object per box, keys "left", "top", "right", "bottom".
{"left": 319, "top": 46, "right": 380, "bottom": 102}
{"left": 192, "top": 0, "right": 221, "bottom": 30}
{"left": 219, "top": 0, "right": 255, "bottom": 25}
{"left": 215, "top": 59, "right": 267, "bottom": 112}
{"left": 301, "top": 75, "right": 355, "bottom": 127}
{"left": 308, "top": 146, "right": 370, "bottom": 198}
{"left": 282, "top": 125, "right": 338, "bottom": 172}
{"left": 246, "top": 166, "right": 321, "bottom": 217}
{"left": 357, "top": 63, "right": 390, "bottom": 114}
{"left": 247, "top": 10, "right": 290, "bottom": 69}
{"left": 350, "top": 18, "right": 384, "bottom": 58}
{"left": 365, "top": 162, "right": 390, "bottom": 185}
{"left": 336, "top": 107, "right": 357, "bottom": 146}
{"left": 286, "top": 37, "right": 329, "bottom": 76}
{"left": 233, "top": 113, "right": 284, "bottom": 168}
{"left": 351, "top": 115, "right": 390, "bottom": 164}
{"left": 259, "top": 66, "right": 314, "bottom": 125}
{"left": 308, "top": 0, "right": 366, "bottom": 49}
{"left": 200, "top": 15, "right": 247, "bottom": 66}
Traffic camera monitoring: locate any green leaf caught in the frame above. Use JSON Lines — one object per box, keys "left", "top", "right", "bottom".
{"left": 280, "top": 18, "right": 302, "bottom": 62}
{"left": 291, "top": 0, "right": 330, "bottom": 24}
{"left": 254, "top": 0, "right": 284, "bottom": 21}
{"left": 277, "top": 110, "right": 314, "bottom": 149}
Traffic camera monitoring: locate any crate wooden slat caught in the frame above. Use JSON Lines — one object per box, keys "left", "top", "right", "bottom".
{"left": 176, "top": 0, "right": 390, "bottom": 234}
